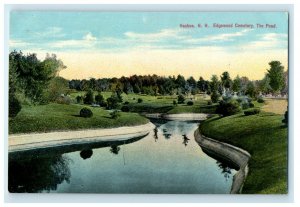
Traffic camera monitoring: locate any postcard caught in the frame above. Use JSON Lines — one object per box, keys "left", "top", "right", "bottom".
{"left": 8, "top": 11, "right": 288, "bottom": 194}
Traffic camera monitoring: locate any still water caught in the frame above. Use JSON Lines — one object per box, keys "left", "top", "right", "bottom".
{"left": 9, "top": 120, "right": 236, "bottom": 194}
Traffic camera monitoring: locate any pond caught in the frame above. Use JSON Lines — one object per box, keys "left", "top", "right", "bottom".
{"left": 9, "top": 120, "right": 236, "bottom": 194}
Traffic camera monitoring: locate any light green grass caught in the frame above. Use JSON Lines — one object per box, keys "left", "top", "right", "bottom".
{"left": 70, "top": 91, "right": 216, "bottom": 114}
{"left": 9, "top": 103, "right": 149, "bottom": 134}
{"left": 199, "top": 112, "right": 288, "bottom": 194}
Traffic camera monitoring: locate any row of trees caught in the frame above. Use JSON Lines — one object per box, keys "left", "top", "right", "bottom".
{"left": 68, "top": 61, "right": 287, "bottom": 100}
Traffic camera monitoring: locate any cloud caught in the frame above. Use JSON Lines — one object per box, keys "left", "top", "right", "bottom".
{"left": 34, "top": 27, "right": 65, "bottom": 38}
{"left": 124, "top": 29, "right": 186, "bottom": 43}
{"left": 185, "top": 29, "right": 250, "bottom": 43}
{"left": 48, "top": 32, "right": 98, "bottom": 49}
{"left": 84, "top": 32, "right": 97, "bottom": 41}
{"left": 9, "top": 39, "right": 31, "bottom": 48}
{"left": 243, "top": 33, "right": 287, "bottom": 50}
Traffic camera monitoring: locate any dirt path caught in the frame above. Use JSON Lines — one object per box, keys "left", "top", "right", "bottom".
{"left": 262, "top": 98, "right": 288, "bottom": 115}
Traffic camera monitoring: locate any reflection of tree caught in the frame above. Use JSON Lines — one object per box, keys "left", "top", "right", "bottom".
{"left": 217, "top": 161, "right": 232, "bottom": 181}
{"left": 9, "top": 155, "right": 71, "bottom": 193}
{"left": 110, "top": 145, "right": 120, "bottom": 155}
{"left": 182, "top": 134, "right": 190, "bottom": 147}
{"left": 153, "top": 127, "right": 158, "bottom": 142}
{"left": 80, "top": 149, "right": 93, "bottom": 160}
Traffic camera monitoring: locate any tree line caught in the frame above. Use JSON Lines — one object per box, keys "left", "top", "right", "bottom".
{"left": 69, "top": 60, "right": 287, "bottom": 101}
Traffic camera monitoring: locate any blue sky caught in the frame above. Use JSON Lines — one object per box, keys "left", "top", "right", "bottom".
{"left": 9, "top": 12, "right": 288, "bottom": 79}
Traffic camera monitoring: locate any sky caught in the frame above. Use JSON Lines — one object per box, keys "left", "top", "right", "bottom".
{"left": 9, "top": 12, "right": 288, "bottom": 80}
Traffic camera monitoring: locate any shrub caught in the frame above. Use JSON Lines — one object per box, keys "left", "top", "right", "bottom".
{"left": 80, "top": 107, "right": 93, "bottom": 118}
{"left": 187, "top": 101, "right": 194, "bottom": 106}
{"left": 282, "top": 109, "right": 288, "bottom": 125}
{"left": 216, "top": 100, "right": 241, "bottom": 116}
{"left": 110, "top": 110, "right": 121, "bottom": 119}
{"left": 207, "top": 100, "right": 212, "bottom": 105}
{"left": 56, "top": 96, "right": 71, "bottom": 105}
{"left": 244, "top": 108, "right": 260, "bottom": 116}
{"left": 137, "top": 98, "right": 143, "bottom": 103}
{"left": 76, "top": 95, "right": 82, "bottom": 104}
{"left": 83, "top": 89, "right": 94, "bottom": 104}
{"left": 177, "top": 94, "right": 185, "bottom": 104}
{"left": 9, "top": 95, "right": 22, "bottom": 118}
{"left": 121, "top": 105, "right": 130, "bottom": 112}
{"left": 173, "top": 100, "right": 177, "bottom": 106}
{"left": 99, "top": 101, "right": 107, "bottom": 108}
{"left": 95, "top": 93, "right": 104, "bottom": 105}
{"left": 236, "top": 98, "right": 243, "bottom": 103}
{"left": 106, "top": 94, "right": 119, "bottom": 109}
{"left": 249, "top": 102, "right": 255, "bottom": 108}
{"left": 124, "top": 101, "right": 129, "bottom": 105}
{"left": 210, "top": 91, "right": 220, "bottom": 103}
{"left": 257, "top": 97, "right": 265, "bottom": 103}
{"left": 241, "top": 102, "right": 249, "bottom": 110}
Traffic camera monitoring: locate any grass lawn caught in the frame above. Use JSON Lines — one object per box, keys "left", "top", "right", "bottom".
{"left": 262, "top": 98, "right": 288, "bottom": 115}
{"left": 199, "top": 112, "right": 288, "bottom": 194}
{"left": 9, "top": 103, "right": 149, "bottom": 134}
{"left": 70, "top": 91, "right": 217, "bottom": 114}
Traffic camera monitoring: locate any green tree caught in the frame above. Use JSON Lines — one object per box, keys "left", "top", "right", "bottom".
{"left": 95, "top": 93, "right": 104, "bottom": 105}
{"left": 245, "top": 82, "right": 258, "bottom": 98}
{"left": 83, "top": 89, "right": 94, "bottom": 104}
{"left": 9, "top": 51, "right": 66, "bottom": 104}
{"left": 232, "top": 75, "right": 242, "bottom": 93}
{"left": 46, "top": 77, "right": 69, "bottom": 102}
{"left": 106, "top": 93, "right": 119, "bottom": 109}
{"left": 177, "top": 94, "right": 185, "bottom": 104}
{"left": 267, "top": 61, "right": 285, "bottom": 93}
{"left": 220, "top": 71, "right": 232, "bottom": 90}
{"left": 210, "top": 75, "right": 220, "bottom": 92}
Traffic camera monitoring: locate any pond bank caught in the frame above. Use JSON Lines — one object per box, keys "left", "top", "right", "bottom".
{"left": 9, "top": 122, "right": 155, "bottom": 153}
{"left": 194, "top": 128, "right": 251, "bottom": 194}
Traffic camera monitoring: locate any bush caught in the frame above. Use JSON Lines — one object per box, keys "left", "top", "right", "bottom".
{"left": 216, "top": 100, "right": 241, "bottom": 116}
{"left": 241, "top": 102, "right": 249, "bottom": 110}
{"left": 124, "top": 101, "right": 129, "bottom": 105}
{"left": 177, "top": 94, "right": 185, "bottom": 104}
{"left": 121, "top": 105, "right": 130, "bottom": 112}
{"left": 80, "top": 107, "right": 93, "bottom": 118}
{"left": 106, "top": 94, "right": 119, "bottom": 109}
{"left": 249, "top": 102, "right": 255, "bottom": 108}
{"left": 110, "top": 110, "right": 121, "bottom": 119}
{"left": 187, "top": 101, "right": 194, "bottom": 106}
{"left": 173, "top": 100, "right": 177, "bottom": 106}
{"left": 76, "top": 95, "right": 82, "bottom": 104}
{"left": 210, "top": 91, "right": 220, "bottom": 103}
{"left": 83, "top": 89, "right": 94, "bottom": 104}
{"left": 207, "top": 100, "right": 212, "bottom": 105}
{"left": 137, "top": 98, "right": 143, "bottom": 103}
{"left": 95, "top": 93, "right": 104, "bottom": 105}
{"left": 56, "top": 96, "right": 71, "bottom": 105}
{"left": 236, "top": 98, "right": 243, "bottom": 103}
{"left": 244, "top": 108, "right": 260, "bottom": 116}
{"left": 9, "top": 95, "right": 22, "bottom": 118}
{"left": 282, "top": 109, "right": 288, "bottom": 125}
{"left": 257, "top": 97, "right": 265, "bottom": 103}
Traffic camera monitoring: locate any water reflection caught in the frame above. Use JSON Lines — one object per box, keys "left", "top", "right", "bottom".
{"left": 8, "top": 155, "right": 71, "bottom": 193}
{"left": 217, "top": 161, "right": 233, "bottom": 181}
{"left": 9, "top": 134, "right": 147, "bottom": 193}
{"left": 80, "top": 149, "right": 93, "bottom": 160}
{"left": 153, "top": 127, "right": 158, "bottom": 142}
{"left": 182, "top": 135, "right": 190, "bottom": 147}
{"left": 110, "top": 145, "right": 121, "bottom": 155}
